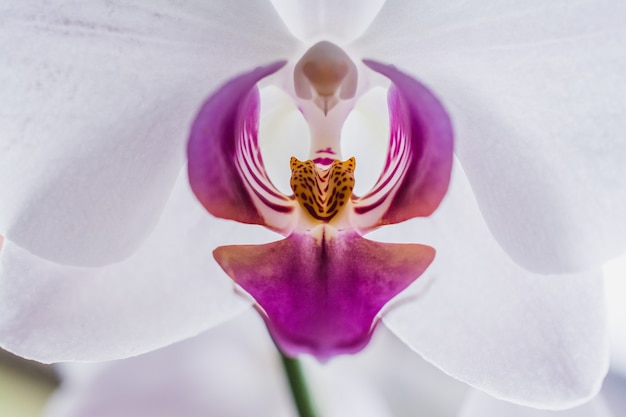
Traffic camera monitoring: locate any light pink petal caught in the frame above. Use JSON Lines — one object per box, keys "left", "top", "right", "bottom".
{"left": 43, "top": 313, "right": 394, "bottom": 417}
{"left": 459, "top": 390, "right": 614, "bottom": 417}
{"left": 0, "top": 1, "right": 298, "bottom": 266}
{"left": 0, "top": 172, "right": 279, "bottom": 363}
{"left": 354, "top": 0, "right": 626, "bottom": 273}
{"left": 374, "top": 162, "right": 608, "bottom": 409}
{"left": 270, "top": 0, "right": 385, "bottom": 43}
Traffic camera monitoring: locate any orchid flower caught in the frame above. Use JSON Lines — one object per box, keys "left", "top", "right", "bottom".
{"left": 1, "top": 0, "right": 625, "bottom": 411}
{"left": 187, "top": 40, "right": 453, "bottom": 361}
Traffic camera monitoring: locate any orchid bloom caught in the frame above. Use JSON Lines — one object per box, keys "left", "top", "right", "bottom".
{"left": 1, "top": 0, "right": 625, "bottom": 411}
{"left": 186, "top": 40, "right": 452, "bottom": 360}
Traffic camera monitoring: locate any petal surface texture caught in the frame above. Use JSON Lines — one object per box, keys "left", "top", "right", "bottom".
{"left": 269, "top": 0, "right": 385, "bottom": 44}
{"left": 43, "top": 313, "right": 394, "bottom": 417}
{"left": 354, "top": 0, "right": 626, "bottom": 273}
{"left": 0, "top": 172, "right": 270, "bottom": 363}
{"left": 459, "top": 389, "right": 614, "bottom": 417}
{"left": 375, "top": 163, "right": 608, "bottom": 409}
{"left": 214, "top": 230, "right": 434, "bottom": 360}
{"left": 0, "top": 1, "right": 298, "bottom": 266}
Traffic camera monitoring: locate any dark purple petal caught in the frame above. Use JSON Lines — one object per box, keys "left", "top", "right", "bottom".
{"left": 214, "top": 230, "right": 434, "bottom": 360}
{"left": 354, "top": 60, "right": 454, "bottom": 228}
{"left": 188, "top": 62, "right": 295, "bottom": 229}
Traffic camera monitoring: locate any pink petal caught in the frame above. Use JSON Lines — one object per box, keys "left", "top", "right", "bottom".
{"left": 214, "top": 230, "right": 434, "bottom": 360}
{"left": 352, "top": 60, "right": 453, "bottom": 230}
{"left": 187, "top": 62, "right": 297, "bottom": 233}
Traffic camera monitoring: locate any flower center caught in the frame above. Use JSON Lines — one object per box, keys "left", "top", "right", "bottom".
{"left": 290, "top": 157, "right": 355, "bottom": 222}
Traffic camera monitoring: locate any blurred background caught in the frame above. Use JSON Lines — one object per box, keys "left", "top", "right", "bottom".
{"left": 0, "top": 349, "right": 57, "bottom": 416}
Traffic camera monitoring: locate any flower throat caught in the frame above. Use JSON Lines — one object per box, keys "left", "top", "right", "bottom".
{"left": 290, "top": 157, "right": 355, "bottom": 222}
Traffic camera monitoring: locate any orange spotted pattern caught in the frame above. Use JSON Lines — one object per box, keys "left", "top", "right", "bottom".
{"left": 290, "top": 157, "right": 355, "bottom": 222}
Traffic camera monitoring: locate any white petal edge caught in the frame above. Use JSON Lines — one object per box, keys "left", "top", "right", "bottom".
{"left": 0, "top": 171, "right": 285, "bottom": 363}
{"left": 459, "top": 389, "right": 614, "bottom": 417}
{"left": 353, "top": 0, "right": 626, "bottom": 273}
{"left": 0, "top": 0, "right": 299, "bottom": 266}
{"left": 372, "top": 161, "right": 609, "bottom": 409}
{"left": 603, "top": 254, "right": 626, "bottom": 376}
{"left": 270, "top": 0, "right": 385, "bottom": 44}
{"left": 43, "top": 312, "right": 394, "bottom": 417}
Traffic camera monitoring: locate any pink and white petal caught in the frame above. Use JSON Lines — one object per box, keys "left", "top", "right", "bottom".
{"left": 459, "top": 390, "right": 613, "bottom": 417}
{"left": 373, "top": 162, "right": 608, "bottom": 409}
{"left": 0, "top": 0, "right": 298, "bottom": 267}
{"left": 0, "top": 172, "right": 279, "bottom": 363}
{"left": 352, "top": 60, "right": 453, "bottom": 230}
{"left": 43, "top": 312, "right": 393, "bottom": 417}
{"left": 269, "top": 0, "right": 385, "bottom": 44}
{"left": 188, "top": 62, "right": 297, "bottom": 233}
{"left": 354, "top": 0, "right": 626, "bottom": 273}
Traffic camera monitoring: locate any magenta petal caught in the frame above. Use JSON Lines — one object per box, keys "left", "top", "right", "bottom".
{"left": 188, "top": 61, "right": 291, "bottom": 226}
{"left": 214, "top": 230, "right": 434, "bottom": 360}
{"left": 357, "top": 60, "right": 454, "bottom": 226}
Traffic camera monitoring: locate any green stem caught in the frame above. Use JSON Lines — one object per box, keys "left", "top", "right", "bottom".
{"left": 279, "top": 350, "right": 318, "bottom": 417}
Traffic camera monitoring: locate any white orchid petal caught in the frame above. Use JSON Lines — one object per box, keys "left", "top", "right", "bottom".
{"left": 0, "top": 172, "right": 280, "bottom": 363}
{"left": 43, "top": 312, "right": 393, "bottom": 417}
{"left": 354, "top": 0, "right": 626, "bottom": 273}
{"left": 321, "top": 325, "right": 469, "bottom": 416}
{"left": 0, "top": 0, "right": 298, "bottom": 266}
{"left": 270, "top": 0, "right": 385, "bottom": 43}
{"left": 459, "top": 390, "right": 614, "bottom": 417}
{"left": 374, "top": 162, "right": 608, "bottom": 409}
{"left": 43, "top": 314, "right": 292, "bottom": 417}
